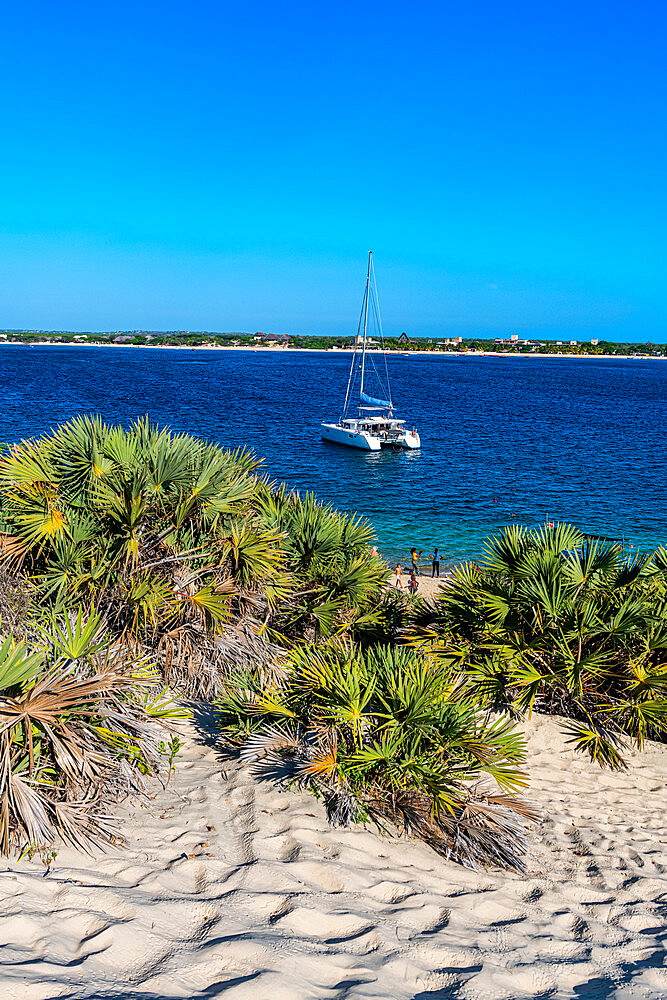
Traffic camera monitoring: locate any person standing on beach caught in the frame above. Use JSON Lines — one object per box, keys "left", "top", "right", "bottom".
{"left": 430, "top": 548, "right": 442, "bottom": 577}
{"left": 408, "top": 569, "right": 418, "bottom": 594}
{"left": 410, "top": 547, "right": 422, "bottom": 576}
{"left": 394, "top": 563, "right": 403, "bottom": 589}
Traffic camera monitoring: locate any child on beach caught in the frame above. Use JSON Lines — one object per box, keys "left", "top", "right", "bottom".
{"left": 394, "top": 563, "right": 403, "bottom": 588}
{"left": 408, "top": 569, "right": 418, "bottom": 594}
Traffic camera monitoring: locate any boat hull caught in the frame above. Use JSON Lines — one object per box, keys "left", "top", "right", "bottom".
{"left": 321, "top": 423, "right": 420, "bottom": 451}
{"left": 383, "top": 430, "right": 420, "bottom": 449}
{"left": 321, "top": 423, "right": 381, "bottom": 450}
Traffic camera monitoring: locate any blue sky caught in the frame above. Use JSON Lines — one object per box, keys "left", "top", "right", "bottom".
{"left": 1, "top": 1, "right": 665, "bottom": 340}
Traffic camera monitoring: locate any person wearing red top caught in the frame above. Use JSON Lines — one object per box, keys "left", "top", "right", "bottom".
{"left": 430, "top": 547, "right": 443, "bottom": 577}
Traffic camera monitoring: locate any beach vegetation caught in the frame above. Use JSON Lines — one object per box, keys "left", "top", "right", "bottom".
{"left": 0, "top": 416, "right": 388, "bottom": 700}
{"left": 407, "top": 523, "right": 667, "bottom": 769}
{"left": 0, "top": 604, "right": 183, "bottom": 855}
{"left": 216, "top": 641, "right": 537, "bottom": 870}
{"left": 3, "top": 417, "right": 663, "bottom": 867}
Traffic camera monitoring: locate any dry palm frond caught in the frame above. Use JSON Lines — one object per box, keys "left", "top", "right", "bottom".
{"left": 54, "top": 795, "right": 118, "bottom": 854}
{"left": 0, "top": 612, "right": 181, "bottom": 856}
{"left": 239, "top": 724, "right": 303, "bottom": 763}
{"left": 0, "top": 569, "right": 33, "bottom": 634}
{"left": 216, "top": 618, "right": 287, "bottom": 678}
{"left": 3, "top": 770, "right": 53, "bottom": 849}
{"left": 364, "top": 784, "right": 539, "bottom": 872}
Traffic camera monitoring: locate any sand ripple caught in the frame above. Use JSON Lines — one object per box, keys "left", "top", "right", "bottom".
{"left": 1, "top": 711, "right": 665, "bottom": 999}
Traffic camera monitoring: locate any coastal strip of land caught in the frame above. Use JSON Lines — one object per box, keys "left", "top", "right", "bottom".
{"left": 1, "top": 340, "right": 665, "bottom": 359}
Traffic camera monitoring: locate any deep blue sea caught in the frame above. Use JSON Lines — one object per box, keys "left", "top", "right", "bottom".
{"left": 1, "top": 345, "right": 665, "bottom": 564}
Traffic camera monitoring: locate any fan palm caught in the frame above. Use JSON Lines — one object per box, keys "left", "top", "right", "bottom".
{"left": 217, "top": 642, "right": 536, "bottom": 870}
{"left": 0, "top": 608, "right": 183, "bottom": 855}
{"left": 408, "top": 523, "right": 667, "bottom": 768}
{"left": 0, "top": 417, "right": 393, "bottom": 696}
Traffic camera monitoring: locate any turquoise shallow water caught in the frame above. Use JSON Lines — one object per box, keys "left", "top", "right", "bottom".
{"left": 1, "top": 346, "right": 665, "bottom": 563}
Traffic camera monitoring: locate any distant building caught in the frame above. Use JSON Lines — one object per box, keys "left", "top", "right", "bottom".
{"left": 590, "top": 338, "right": 599, "bottom": 346}
{"left": 494, "top": 337, "right": 545, "bottom": 349}
{"left": 510, "top": 334, "right": 519, "bottom": 342}
{"left": 253, "top": 332, "right": 290, "bottom": 346}
{"left": 398, "top": 332, "right": 411, "bottom": 343}
{"left": 569, "top": 340, "right": 578, "bottom": 346}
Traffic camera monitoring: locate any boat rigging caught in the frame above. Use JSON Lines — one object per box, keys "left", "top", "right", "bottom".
{"left": 321, "top": 252, "right": 421, "bottom": 452}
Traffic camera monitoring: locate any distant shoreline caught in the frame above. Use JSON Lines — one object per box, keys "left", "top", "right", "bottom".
{"left": 1, "top": 341, "right": 665, "bottom": 360}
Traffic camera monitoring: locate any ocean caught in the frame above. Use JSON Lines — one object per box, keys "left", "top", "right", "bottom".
{"left": 2, "top": 345, "right": 665, "bottom": 564}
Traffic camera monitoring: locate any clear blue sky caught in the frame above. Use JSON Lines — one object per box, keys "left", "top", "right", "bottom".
{"left": 1, "top": 1, "right": 665, "bottom": 340}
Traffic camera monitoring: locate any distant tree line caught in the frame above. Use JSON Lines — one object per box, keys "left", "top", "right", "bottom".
{"left": 0, "top": 330, "right": 665, "bottom": 355}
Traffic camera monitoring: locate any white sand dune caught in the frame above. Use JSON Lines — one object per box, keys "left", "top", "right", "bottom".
{"left": 2, "top": 711, "right": 666, "bottom": 1000}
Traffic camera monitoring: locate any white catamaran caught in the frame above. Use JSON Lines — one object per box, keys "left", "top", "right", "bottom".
{"left": 321, "top": 252, "right": 421, "bottom": 452}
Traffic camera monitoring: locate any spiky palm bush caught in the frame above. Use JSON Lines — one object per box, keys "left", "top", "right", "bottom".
{"left": 256, "top": 486, "right": 390, "bottom": 641}
{"left": 0, "top": 417, "right": 389, "bottom": 696}
{"left": 217, "top": 643, "right": 537, "bottom": 870}
{"left": 0, "top": 607, "right": 181, "bottom": 854}
{"left": 408, "top": 523, "right": 667, "bottom": 768}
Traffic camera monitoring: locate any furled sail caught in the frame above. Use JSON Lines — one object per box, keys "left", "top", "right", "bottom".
{"left": 360, "top": 391, "right": 392, "bottom": 408}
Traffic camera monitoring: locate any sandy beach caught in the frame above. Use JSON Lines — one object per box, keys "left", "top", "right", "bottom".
{"left": 2, "top": 707, "right": 665, "bottom": 1000}
{"left": 388, "top": 571, "right": 447, "bottom": 600}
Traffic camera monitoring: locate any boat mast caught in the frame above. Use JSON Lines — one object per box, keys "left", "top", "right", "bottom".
{"left": 359, "top": 250, "right": 372, "bottom": 402}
